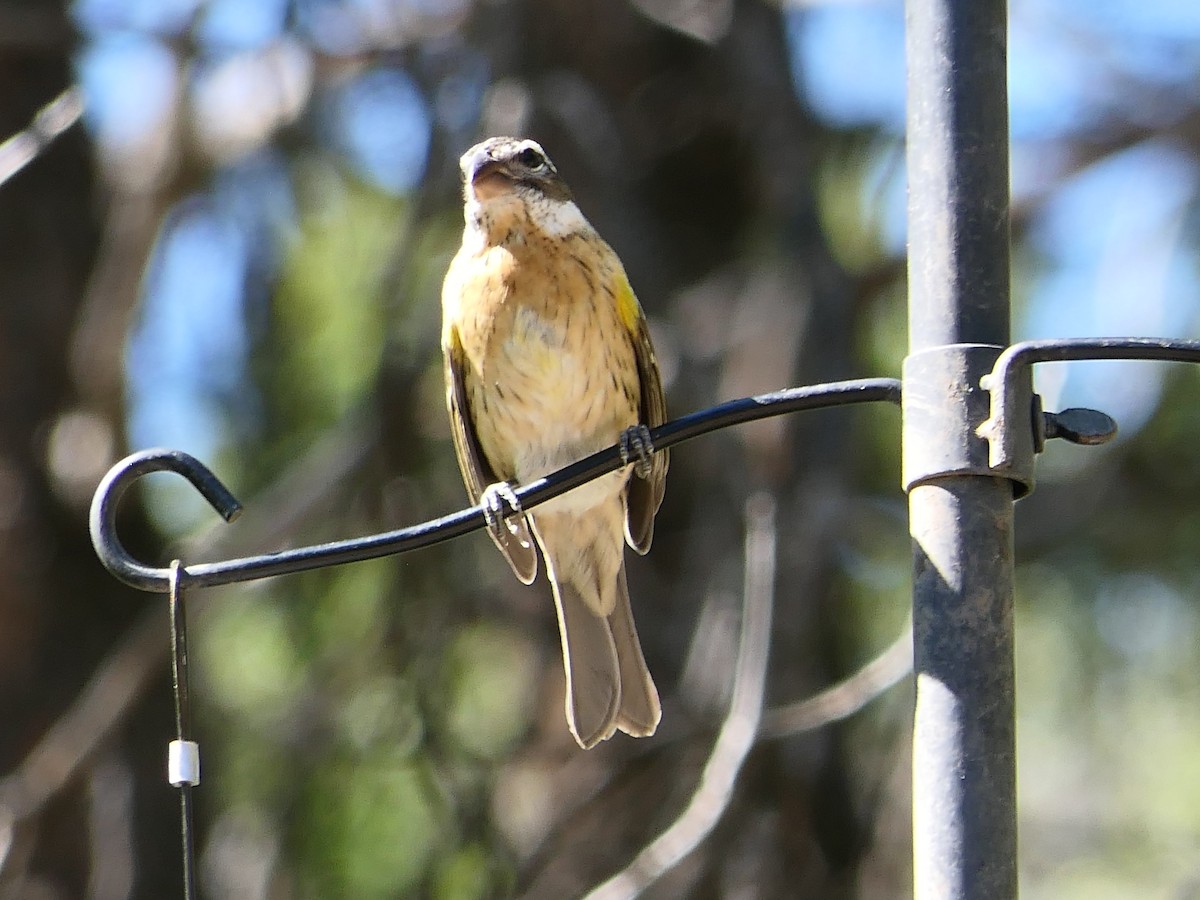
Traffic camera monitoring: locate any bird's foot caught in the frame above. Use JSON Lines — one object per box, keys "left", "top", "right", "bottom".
{"left": 481, "top": 481, "right": 528, "bottom": 544}
{"left": 619, "top": 424, "right": 655, "bottom": 480}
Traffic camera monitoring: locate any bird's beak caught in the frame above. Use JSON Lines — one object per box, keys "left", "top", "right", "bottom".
{"left": 464, "top": 146, "right": 504, "bottom": 186}
{"left": 463, "top": 147, "right": 513, "bottom": 201}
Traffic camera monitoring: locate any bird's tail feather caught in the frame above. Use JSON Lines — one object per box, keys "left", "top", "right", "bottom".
{"left": 550, "top": 571, "right": 622, "bottom": 749}
{"left": 535, "top": 515, "right": 661, "bottom": 748}
{"left": 611, "top": 563, "right": 661, "bottom": 736}
{"left": 546, "top": 560, "right": 662, "bottom": 747}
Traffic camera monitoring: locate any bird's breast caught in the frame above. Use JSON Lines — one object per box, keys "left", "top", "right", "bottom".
{"left": 457, "top": 242, "right": 639, "bottom": 486}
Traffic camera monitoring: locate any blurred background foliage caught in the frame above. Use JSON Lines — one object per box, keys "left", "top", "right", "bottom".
{"left": 2, "top": 0, "right": 1200, "bottom": 896}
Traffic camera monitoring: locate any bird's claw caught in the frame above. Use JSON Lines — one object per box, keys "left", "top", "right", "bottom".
{"left": 481, "top": 482, "right": 526, "bottom": 541}
{"left": 619, "top": 424, "right": 655, "bottom": 480}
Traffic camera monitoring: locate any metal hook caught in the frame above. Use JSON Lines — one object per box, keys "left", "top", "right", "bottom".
{"left": 90, "top": 379, "right": 903, "bottom": 595}
{"left": 980, "top": 337, "right": 1200, "bottom": 474}
{"left": 89, "top": 449, "right": 243, "bottom": 593}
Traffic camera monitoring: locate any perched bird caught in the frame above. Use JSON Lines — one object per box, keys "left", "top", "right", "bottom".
{"left": 441, "top": 136, "right": 669, "bottom": 749}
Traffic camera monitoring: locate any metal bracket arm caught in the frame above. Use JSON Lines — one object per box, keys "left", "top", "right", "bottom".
{"left": 980, "top": 337, "right": 1200, "bottom": 476}
{"left": 90, "top": 378, "right": 902, "bottom": 594}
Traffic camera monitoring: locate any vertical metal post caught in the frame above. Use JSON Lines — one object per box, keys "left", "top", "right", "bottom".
{"left": 904, "top": 0, "right": 1017, "bottom": 896}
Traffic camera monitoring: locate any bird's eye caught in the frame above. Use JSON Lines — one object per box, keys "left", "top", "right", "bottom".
{"left": 516, "top": 146, "right": 545, "bottom": 169}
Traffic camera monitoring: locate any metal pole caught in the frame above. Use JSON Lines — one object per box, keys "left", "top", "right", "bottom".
{"left": 904, "top": 0, "right": 1017, "bottom": 895}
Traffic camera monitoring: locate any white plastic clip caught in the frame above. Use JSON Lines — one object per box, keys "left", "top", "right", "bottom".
{"left": 168, "top": 739, "right": 201, "bottom": 787}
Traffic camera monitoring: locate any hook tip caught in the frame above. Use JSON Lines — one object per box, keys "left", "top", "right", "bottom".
{"left": 90, "top": 448, "right": 244, "bottom": 592}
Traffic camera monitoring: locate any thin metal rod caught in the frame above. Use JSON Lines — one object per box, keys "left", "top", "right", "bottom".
{"left": 983, "top": 337, "right": 1200, "bottom": 469}
{"left": 168, "top": 562, "right": 197, "bottom": 900}
{"left": 905, "top": 0, "right": 1016, "bottom": 896}
{"left": 90, "top": 378, "right": 901, "bottom": 593}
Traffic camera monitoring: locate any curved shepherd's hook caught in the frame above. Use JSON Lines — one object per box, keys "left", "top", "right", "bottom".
{"left": 90, "top": 378, "right": 904, "bottom": 594}
{"left": 89, "top": 449, "right": 244, "bottom": 593}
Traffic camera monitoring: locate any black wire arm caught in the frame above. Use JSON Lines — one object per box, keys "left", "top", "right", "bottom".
{"left": 90, "top": 378, "right": 903, "bottom": 593}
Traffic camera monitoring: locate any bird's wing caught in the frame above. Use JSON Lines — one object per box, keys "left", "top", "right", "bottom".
{"left": 444, "top": 325, "right": 539, "bottom": 584}
{"left": 621, "top": 281, "right": 669, "bottom": 555}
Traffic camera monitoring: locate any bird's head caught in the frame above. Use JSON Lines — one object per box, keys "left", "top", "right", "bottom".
{"left": 459, "top": 137, "right": 588, "bottom": 241}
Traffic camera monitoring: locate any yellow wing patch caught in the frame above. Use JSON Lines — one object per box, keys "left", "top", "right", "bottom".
{"left": 615, "top": 270, "right": 641, "bottom": 334}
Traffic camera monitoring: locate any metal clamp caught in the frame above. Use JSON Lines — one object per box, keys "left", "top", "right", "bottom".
{"left": 902, "top": 344, "right": 1038, "bottom": 497}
